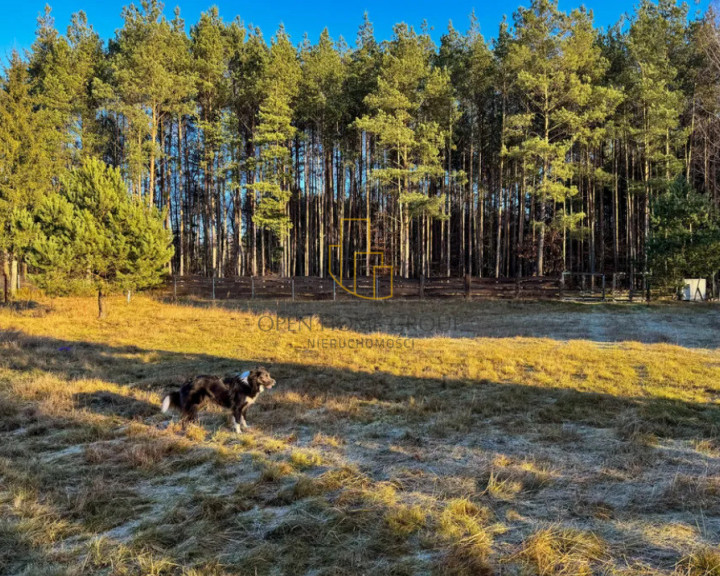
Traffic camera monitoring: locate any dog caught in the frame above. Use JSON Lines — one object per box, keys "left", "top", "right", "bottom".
{"left": 161, "top": 367, "right": 276, "bottom": 432}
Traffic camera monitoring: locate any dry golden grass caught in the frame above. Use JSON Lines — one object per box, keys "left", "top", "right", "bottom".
{"left": 0, "top": 294, "right": 718, "bottom": 574}
{"left": 515, "top": 526, "right": 608, "bottom": 575}
{"left": 385, "top": 503, "right": 427, "bottom": 537}
{"left": 678, "top": 547, "right": 720, "bottom": 576}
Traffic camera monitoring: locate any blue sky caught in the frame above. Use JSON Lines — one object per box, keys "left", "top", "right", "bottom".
{"left": 0, "top": 0, "right": 709, "bottom": 62}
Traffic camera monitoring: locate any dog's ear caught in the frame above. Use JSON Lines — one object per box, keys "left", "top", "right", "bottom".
{"left": 247, "top": 369, "right": 261, "bottom": 394}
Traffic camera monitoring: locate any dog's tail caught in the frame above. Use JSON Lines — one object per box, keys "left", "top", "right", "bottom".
{"left": 161, "top": 391, "right": 181, "bottom": 413}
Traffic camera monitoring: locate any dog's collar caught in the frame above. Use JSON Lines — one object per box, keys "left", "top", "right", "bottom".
{"left": 240, "top": 370, "right": 250, "bottom": 384}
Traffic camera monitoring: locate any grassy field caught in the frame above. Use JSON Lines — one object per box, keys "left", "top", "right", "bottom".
{"left": 0, "top": 295, "right": 719, "bottom": 575}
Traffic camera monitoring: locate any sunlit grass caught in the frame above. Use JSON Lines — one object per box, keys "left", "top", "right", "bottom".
{"left": 515, "top": 526, "right": 608, "bottom": 575}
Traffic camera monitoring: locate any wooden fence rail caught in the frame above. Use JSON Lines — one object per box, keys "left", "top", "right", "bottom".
{"left": 163, "top": 275, "right": 592, "bottom": 301}
{"left": 3, "top": 272, "right": 654, "bottom": 303}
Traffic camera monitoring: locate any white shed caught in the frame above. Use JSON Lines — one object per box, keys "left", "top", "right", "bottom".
{"left": 681, "top": 279, "right": 706, "bottom": 301}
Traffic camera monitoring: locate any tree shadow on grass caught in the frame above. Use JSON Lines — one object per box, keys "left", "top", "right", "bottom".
{"left": 1, "top": 327, "right": 719, "bottom": 442}
{"left": 74, "top": 390, "right": 158, "bottom": 419}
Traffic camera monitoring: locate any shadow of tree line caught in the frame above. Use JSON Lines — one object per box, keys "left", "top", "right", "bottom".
{"left": 0, "top": 327, "right": 718, "bottom": 442}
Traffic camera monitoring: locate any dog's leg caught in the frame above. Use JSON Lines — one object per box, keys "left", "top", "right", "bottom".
{"left": 231, "top": 406, "right": 244, "bottom": 433}
{"left": 240, "top": 404, "right": 251, "bottom": 430}
{"left": 181, "top": 406, "right": 198, "bottom": 430}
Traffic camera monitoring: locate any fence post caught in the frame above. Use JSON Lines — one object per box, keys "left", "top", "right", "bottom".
{"left": 375, "top": 275, "right": 379, "bottom": 299}
{"left": 251, "top": 277, "right": 255, "bottom": 300}
{"left": 419, "top": 274, "right": 425, "bottom": 300}
{"left": 292, "top": 278, "right": 295, "bottom": 301}
{"left": 601, "top": 275, "right": 606, "bottom": 301}
{"left": 464, "top": 274, "right": 471, "bottom": 300}
{"left": 645, "top": 276, "right": 651, "bottom": 303}
{"left": 212, "top": 276, "right": 216, "bottom": 300}
{"left": 127, "top": 290, "right": 131, "bottom": 304}
{"left": 333, "top": 279, "right": 336, "bottom": 301}
{"left": 612, "top": 273, "right": 616, "bottom": 295}
{"left": 173, "top": 277, "right": 177, "bottom": 302}
{"left": 560, "top": 272, "right": 565, "bottom": 299}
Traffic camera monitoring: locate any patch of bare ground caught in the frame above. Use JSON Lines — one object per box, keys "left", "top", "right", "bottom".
{"left": 0, "top": 296, "right": 718, "bottom": 574}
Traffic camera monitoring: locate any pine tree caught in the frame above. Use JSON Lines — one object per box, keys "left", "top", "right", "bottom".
{"left": 345, "top": 14, "right": 381, "bottom": 277}
{"left": 0, "top": 52, "right": 57, "bottom": 301}
{"left": 649, "top": 178, "right": 720, "bottom": 287}
{"left": 191, "top": 7, "right": 230, "bottom": 276}
{"left": 627, "top": 0, "right": 686, "bottom": 272}
{"left": 28, "top": 5, "right": 74, "bottom": 161}
{"left": 507, "top": 0, "right": 620, "bottom": 276}
{"left": 228, "top": 25, "right": 268, "bottom": 276}
{"left": 112, "top": 0, "right": 189, "bottom": 206}
{"left": 14, "top": 157, "right": 173, "bottom": 317}
{"left": 164, "top": 8, "right": 196, "bottom": 276}
{"left": 356, "top": 24, "right": 452, "bottom": 278}
{"left": 298, "top": 28, "right": 346, "bottom": 277}
{"left": 251, "top": 26, "right": 301, "bottom": 276}
{"left": 458, "top": 15, "right": 493, "bottom": 277}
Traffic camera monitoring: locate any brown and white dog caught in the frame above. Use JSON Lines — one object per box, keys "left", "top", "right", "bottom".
{"left": 161, "top": 367, "right": 276, "bottom": 432}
